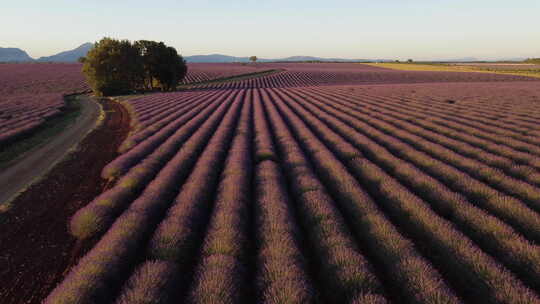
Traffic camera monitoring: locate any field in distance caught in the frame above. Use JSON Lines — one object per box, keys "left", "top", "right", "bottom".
{"left": 368, "top": 61, "right": 540, "bottom": 78}
{"left": 2, "top": 62, "right": 540, "bottom": 304}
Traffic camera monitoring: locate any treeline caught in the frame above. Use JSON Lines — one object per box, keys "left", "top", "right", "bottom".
{"left": 82, "top": 38, "right": 187, "bottom": 96}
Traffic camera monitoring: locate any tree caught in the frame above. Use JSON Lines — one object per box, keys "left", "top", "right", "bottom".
{"left": 135, "top": 40, "right": 187, "bottom": 91}
{"left": 168, "top": 47, "right": 188, "bottom": 90}
{"left": 82, "top": 38, "right": 187, "bottom": 96}
{"left": 135, "top": 40, "right": 161, "bottom": 90}
{"left": 249, "top": 56, "right": 257, "bottom": 63}
{"left": 82, "top": 38, "right": 143, "bottom": 96}
{"left": 407, "top": 59, "right": 413, "bottom": 63}
{"left": 77, "top": 57, "right": 86, "bottom": 63}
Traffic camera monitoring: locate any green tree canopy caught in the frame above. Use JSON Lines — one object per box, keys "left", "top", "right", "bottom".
{"left": 83, "top": 37, "right": 187, "bottom": 96}
{"left": 249, "top": 56, "right": 258, "bottom": 63}
{"left": 135, "top": 40, "right": 187, "bottom": 91}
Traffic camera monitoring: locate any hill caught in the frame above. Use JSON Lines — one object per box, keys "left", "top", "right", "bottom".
{"left": 0, "top": 47, "right": 34, "bottom": 62}
{"left": 37, "top": 43, "right": 93, "bottom": 62}
{"left": 185, "top": 54, "right": 372, "bottom": 63}
{"left": 185, "top": 54, "right": 249, "bottom": 63}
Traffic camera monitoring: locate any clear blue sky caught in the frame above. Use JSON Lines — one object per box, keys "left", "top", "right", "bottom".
{"left": 2, "top": 0, "right": 539, "bottom": 60}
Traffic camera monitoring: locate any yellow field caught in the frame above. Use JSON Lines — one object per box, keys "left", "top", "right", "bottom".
{"left": 365, "top": 62, "right": 540, "bottom": 79}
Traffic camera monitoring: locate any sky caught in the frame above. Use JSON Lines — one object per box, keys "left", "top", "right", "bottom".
{"left": 1, "top": 0, "right": 539, "bottom": 60}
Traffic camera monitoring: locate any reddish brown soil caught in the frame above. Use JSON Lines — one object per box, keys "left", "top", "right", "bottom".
{"left": 0, "top": 98, "right": 130, "bottom": 304}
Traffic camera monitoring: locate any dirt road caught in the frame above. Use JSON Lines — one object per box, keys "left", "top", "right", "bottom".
{"left": 0, "top": 98, "right": 130, "bottom": 304}
{"left": 0, "top": 95, "right": 100, "bottom": 207}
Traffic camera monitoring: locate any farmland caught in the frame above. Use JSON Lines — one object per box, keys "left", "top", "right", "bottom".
{"left": 181, "top": 63, "right": 271, "bottom": 84}
{"left": 370, "top": 62, "right": 540, "bottom": 79}
{"left": 0, "top": 63, "right": 88, "bottom": 147}
{"left": 185, "top": 62, "right": 537, "bottom": 89}
{"left": 2, "top": 62, "right": 540, "bottom": 303}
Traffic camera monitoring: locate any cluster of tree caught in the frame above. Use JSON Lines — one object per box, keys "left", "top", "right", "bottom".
{"left": 82, "top": 38, "right": 187, "bottom": 96}
{"left": 394, "top": 59, "right": 414, "bottom": 63}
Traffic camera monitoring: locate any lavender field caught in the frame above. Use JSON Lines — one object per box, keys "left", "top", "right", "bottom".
{"left": 186, "top": 63, "right": 538, "bottom": 89}
{"left": 0, "top": 62, "right": 266, "bottom": 146}
{"left": 181, "top": 63, "right": 271, "bottom": 84}
{"left": 0, "top": 63, "right": 88, "bottom": 145}
{"left": 41, "top": 63, "right": 540, "bottom": 303}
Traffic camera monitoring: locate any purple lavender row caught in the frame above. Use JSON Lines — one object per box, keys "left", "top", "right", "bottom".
{"left": 0, "top": 93, "right": 66, "bottom": 144}
{"left": 121, "top": 93, "right": 199, "bottom": 132}
{"left": 188, "top": 91, "right": 254, "bottom": 303}
{"left": 0, "top": 120, "right": 44, "bottom": 145}
{"left": 70, "top": 90, "right": 238, "bottom": 240}
{"left": 260, "top": 89, "right": 391, "bottom": 303}
{"left": 252, "top": 90, "right": 314, "bottom": 303}
{"left": 101, "top": 90, "right": 233, "bottom": 180}
{"left": 0, "top": 111, "right": 56, "bottom": 132}
{"left": 44, "top": 91, "right": 241, "bottom": 304}
{"left": 337, "top": 90, "right": 540, "bottom": 191}
{"left": 113, "top": 91, "right": 246, "bottom": 304}
{"left": 0, "top": 99, "right": 63, "bottom": 130}
{"left": 300, "top": 88, "right": 540, "bottom": 241}
{"left": 270, "top": 87, "right": 539, "bottom": 303}
{"left": 344, "top": 89, "right": 540, "bottom": 163}
{"left": 129, "top": 92, "right": 206, "bottom": 126}
{"left": 465, "top": 95, "right": 540, "bottom": 126}
{"left": 338, "top": 92, "right": 540, "bottom": 183}
{"left": 189, "top": 63, "right": 537, "bottom": 90}
{"left": 325, "top": 88, "right": 540, "bottom": 185}
{"left": 146, "top": 90, "right": 245, "bottom": 263}
{"left": 282, "top": 87, "right": 540, "bottom": 296}
{"left": 120, "top": 93, "right": 197, "bottom": 130}
{"left": 133, "top": 91, "right": 216, "bottom": 130}
{"left": 355, "top": 90, "right": 540, "bottom": 153}
{"left": 368, "top": 89, "right": 540, "bottom": 137}
{"left": 119, "top": 97, "right": 212, "bottom": 154}
{"left": 0, "top": 111, "right": 52, "bottom": 132}
{"left": 263, "top": 88, "right": 457, "bottom": 303}
{"left": 120, "top": 95, "right": 178, "bottom": 119}
{"left": 118, "top": 91, "right": 218, "bottom": 153}
{"left": 181, "top": 63, "right": 267, "bottom": 84}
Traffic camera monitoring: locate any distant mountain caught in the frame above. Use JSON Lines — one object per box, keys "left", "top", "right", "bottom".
{"left": 439, "top": 57, "right": 480, "bottom": 62}
{"left": 185, "top": 54, "right": 371, "bottom": 63}
{"left": 497, "top": 57, "right": 527, "bottom": 62}
{"left": 0, "top": 47, "right": 34, "bottom": 62}
{"left": 279, "top": 56, "right": 368, "bottom": 62}
{"left": 37, "top": 43, "right": 93, "bottom": 62}
{"left": 185, "top": 54, "right": 250, "bottom": 63}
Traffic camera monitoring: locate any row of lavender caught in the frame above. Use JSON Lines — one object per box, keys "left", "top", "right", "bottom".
{"left": 181, "top": 63, "right": 270, "bottom": 84}
{"left": 47, "top": 81, "right": 540, "bottom": 303}
{"left": 0, "top": 93, "right": 66, "bottom": 144}
{"left": 186, "top": 63, "right": 538, "bottom": 89}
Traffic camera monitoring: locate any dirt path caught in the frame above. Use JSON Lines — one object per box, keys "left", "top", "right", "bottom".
{"left": 0, "top": 95, "right": 101, "bottom": 207}
{"left": 0, "top": 99, "right": 130, "bottom": 304}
